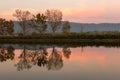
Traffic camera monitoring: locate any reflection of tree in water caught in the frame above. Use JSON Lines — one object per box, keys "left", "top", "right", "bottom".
{"left": 0, "top": 46, "right": 7, "bottom": 62}
{"left": 0, "top": 46, "right": 15, "bottom": 62}
{"left": 14, "top": 45, "right": 32, "bottom": 71}
{"left": 15, "top": 46, "right": 49, "bottom": 71}
{"left": 62, "top": 47, "right": 71, "bottom": 59}
{"left": 0, "top": 45, "right": 71, "bottom": 71}
{"left": 15, "top": 46, "right": 65, "bottom": 71}
{"left": 37, "top": 47, "right": 48, "bottom": 67}
{"left": 6, "top": 46, "right": 15, "bottom": 60}
{"left": 47, "top": 46, "right": 63, "bottom": 70}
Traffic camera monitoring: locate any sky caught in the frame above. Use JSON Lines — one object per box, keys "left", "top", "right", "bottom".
{"left": 0, "top": 0, "right": 120, "bottom": 23}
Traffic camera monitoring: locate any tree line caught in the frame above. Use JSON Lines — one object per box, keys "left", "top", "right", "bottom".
{"left": 0, "top": 9, "right": 71, "bottom": 36}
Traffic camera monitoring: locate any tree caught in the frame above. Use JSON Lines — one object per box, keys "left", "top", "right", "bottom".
{"left": 5, "top": 20, "right": 14, "bottom": 35}
{"left": 0, "top": 18, "right": 6, "bottom": 35}
{"left": 0, "top": 18, "right": 14, "bottom": 35}
{"left": 13, "top": 9, "right": 33, "bottom": 35}
{"left": 45, "top": 9, "right": 62, "bottom": 33}
{"left": 62, "top": 21, "right": 71, "bottom": 33}
{"left": 33, "top": 13, "right": 47, "bottom": 33}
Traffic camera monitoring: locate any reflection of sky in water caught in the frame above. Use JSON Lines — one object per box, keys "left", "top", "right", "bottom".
{"left": 0, "top": 46, "right": 120, "bottom": 80}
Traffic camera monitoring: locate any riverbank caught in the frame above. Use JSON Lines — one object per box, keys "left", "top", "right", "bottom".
{"left": 0, "top": 39, "right": 120, "bottom": 48}
{"left": 0, "top": 39, "right": 120, "bottom": 43}
{"left": 0, "top": 32, "right": 120, "bottom": 43}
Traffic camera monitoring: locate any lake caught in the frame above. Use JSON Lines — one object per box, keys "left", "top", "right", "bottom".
{"left": 0, "top": 44, "right": 120, "bottom": 80}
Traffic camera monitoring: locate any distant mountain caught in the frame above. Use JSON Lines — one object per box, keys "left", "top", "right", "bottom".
{"left": 13, "top": 21, "right": 120, "bottom": 34}
{"left": 70, "top": 22, "right": 120, "bottom": 32}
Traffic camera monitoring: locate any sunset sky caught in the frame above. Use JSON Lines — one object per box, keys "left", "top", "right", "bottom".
{"left": 0, "top": 0, "right": 120, "bottom": 23}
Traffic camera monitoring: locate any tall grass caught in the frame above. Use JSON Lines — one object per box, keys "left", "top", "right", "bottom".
{"left": 0, "top": 31, "right": 120, "bottom": 39}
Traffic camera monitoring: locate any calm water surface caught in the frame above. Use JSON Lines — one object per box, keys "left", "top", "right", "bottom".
{"left": 0, "top": 44, "right": 120, "bottom": 80}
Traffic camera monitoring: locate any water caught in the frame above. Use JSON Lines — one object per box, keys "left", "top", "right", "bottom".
{"left": 0, "top": 44, "right": 120, "bottom": 80}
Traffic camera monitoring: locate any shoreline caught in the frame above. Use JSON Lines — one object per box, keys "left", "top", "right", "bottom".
{"left": 0, "top": 39, "right": 120, "bottom": 43}
{"left": 0, "top": 39, "right": 120, "bottom": 48}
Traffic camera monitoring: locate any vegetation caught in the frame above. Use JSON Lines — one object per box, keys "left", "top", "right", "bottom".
{"left": 0, "top": 32, "right": 120, "bottom": 44}
{"left": 0, "top": 9, "right": 120, "bottom": 43}
{"left": 13, "top": 9, "right": 34, "bottom": 35}
{"left": 0, "top": 31, "right": 120, "bottom": 39}
{"left": 0, "top": 18, "right": 6, "bottom": 35}
{"left": 12, "top": 9, "right": 63, "bottom": 35}
{"left": 45, "top": 9, "right": 62, "bottom": 33}
{"left": 62, "top": 21, "right": 71, "bottom": 33}
{"left": 0, "top": 18, "right": 14, "bottom": 35}
{"left": 33, "top": 13, "right": 47, "bottom": 33}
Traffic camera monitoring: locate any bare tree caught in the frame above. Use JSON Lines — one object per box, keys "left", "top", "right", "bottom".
{"left": 13, "top": 9, "right": 33, "bottom": 35}
{"left": 62, "top": 21, "right": 71, "bottom": 33}
{"left": 45, "top": 9, "right": 62, "bottom": 34}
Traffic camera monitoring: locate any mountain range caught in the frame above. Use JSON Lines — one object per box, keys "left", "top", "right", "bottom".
{"left": 13, "top": 22, "right": 120, "bottom": 34}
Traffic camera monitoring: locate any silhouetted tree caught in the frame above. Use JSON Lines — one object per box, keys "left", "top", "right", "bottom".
{"left": 13, "top": 9, "right": 33, "bottom": 35}
{"left": 33, "top": 13, "right": 47, "bottom": 33}
{"left": 0, "top": 18, "right": 6, "bottom": 35}
{"left": 45, "top": 9, "right": 62, "bottom": 33}
{"left": 62, "top": 21, "right": 71, "bottom": 33}
{"left": 6, "top": 21, "right": 14, "bottom": 35}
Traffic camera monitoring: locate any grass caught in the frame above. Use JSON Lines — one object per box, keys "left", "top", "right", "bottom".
{"left": 0, "top": 31, "right": 120, "bottom": 43}
{"left": 0, "top": 31, "right": 120, "bottom": 39}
